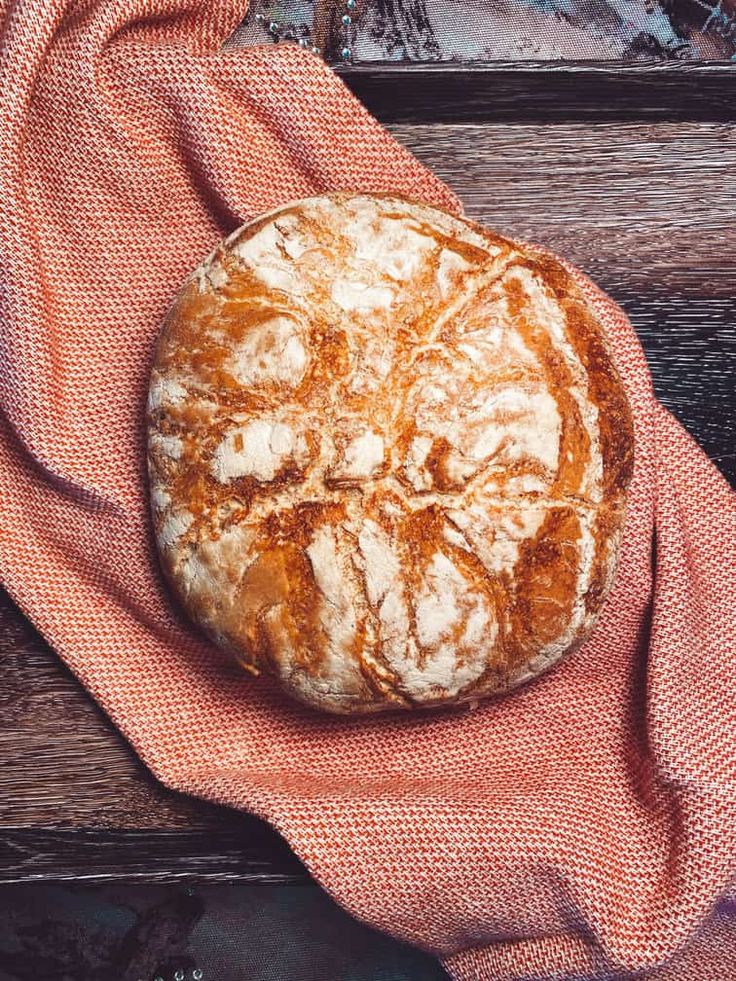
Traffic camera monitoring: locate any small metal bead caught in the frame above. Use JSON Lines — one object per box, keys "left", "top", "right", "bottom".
{"left": 311, "top": 45, "right": 320, "bottom": 54}
{"left": 298, "top": 36, "right": 310, "bottom": 48}
{"left": 346, "top": 0, "right": 357, "bottom": 8}
{"left": 193, "top": 971, "right": 204, "bottom": 980}
{"left": 255, "top": 11, "right": 265, "bottom": 22}
{"left": 340, "top": 46, "right": 352, "bottom": 59}
{"left": 341, "top": 14, "right": 352, "bottom": 25}
{"left": 269, "top": 20, "right": 280, "bottom": 33}
{"left": 175, "top": 972, "right": 185, "bottom": 981}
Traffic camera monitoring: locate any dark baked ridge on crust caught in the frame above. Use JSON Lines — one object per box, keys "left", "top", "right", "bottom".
{"left": 148, "top": 193, "right": 634, "bottom": 714}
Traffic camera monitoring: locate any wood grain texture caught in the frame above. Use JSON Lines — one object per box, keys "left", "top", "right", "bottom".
{"left": 0, "top": 829, "right": 306, "bottom": 885}
{"left": 0, "top": 597, "right": 244, "bottom": 832}
{"left": 339, "top": 63, "right": 736, "bottom": 123}
{"left": 1, "top": 116, "right": 734, "bottom": 883}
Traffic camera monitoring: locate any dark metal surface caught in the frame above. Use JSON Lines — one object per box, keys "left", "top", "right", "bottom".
{"left": 0, "top": 882, "right": 451, "bottom": 980}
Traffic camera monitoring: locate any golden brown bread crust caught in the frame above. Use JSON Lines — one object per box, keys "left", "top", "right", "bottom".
{"left": 147, "top": 193, "right": 634, "bottom": 714}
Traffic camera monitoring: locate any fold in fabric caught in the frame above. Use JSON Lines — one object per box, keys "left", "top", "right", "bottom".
{"left": 1, "top": 3, "right": 734, "bottom": 979}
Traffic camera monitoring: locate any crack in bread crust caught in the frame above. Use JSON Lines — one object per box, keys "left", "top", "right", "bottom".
{"left": 148, "top": 193, "right": 634, "bottom": 715}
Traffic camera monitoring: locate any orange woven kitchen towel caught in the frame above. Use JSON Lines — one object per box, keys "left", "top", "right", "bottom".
{"left": 1, "top": 2, "right": 735, "bottom": 979}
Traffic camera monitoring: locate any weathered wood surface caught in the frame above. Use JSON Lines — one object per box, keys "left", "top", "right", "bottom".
{"left": 2, "top": 115, "right": 734, "bottom": 882}
{"left": 340, "top": 63, "right": 736, "bottom": 122}
{"left": 0, "top": 829, "right": 306, "bottom": 885}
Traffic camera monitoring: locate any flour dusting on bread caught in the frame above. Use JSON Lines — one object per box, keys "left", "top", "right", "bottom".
{"left": 148, "top": 193, "right": 634, "bottom": 714}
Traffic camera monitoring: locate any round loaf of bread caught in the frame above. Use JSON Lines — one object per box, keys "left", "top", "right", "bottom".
{"left": 148, "top": 193, "right": 634, "bottom": 715}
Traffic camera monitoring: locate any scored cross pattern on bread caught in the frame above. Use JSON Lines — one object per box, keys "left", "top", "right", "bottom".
{"left": 148, "top": 194, "right": 634, "bottom": 714}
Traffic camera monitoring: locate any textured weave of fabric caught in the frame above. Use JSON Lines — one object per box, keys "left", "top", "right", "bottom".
{"left": 1, "top": 3, "right": 735, "bottom": 980}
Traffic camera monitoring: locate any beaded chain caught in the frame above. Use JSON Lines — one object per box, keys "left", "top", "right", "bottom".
{"left": 253, "top": 0, "right": 358, "bottom": 60}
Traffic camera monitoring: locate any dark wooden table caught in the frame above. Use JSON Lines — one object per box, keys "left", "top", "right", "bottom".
{"left": 2, "top": 63, "right": 735, "bottom": 886}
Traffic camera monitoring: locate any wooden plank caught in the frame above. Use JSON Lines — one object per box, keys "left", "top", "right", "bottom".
{"left": 1, "top": 596, "right": 304, "bottom": 879}
{"left": 0, "top": 828, "right": 306, "bottom": 885}
{"left": 1, "top": 117, "right": 734, "bottom": 882}
{"left": 339, "top": 62, "right": 736, "bottom": 123}
{"left": 0, "top": 596, "right": 242, "bottom": 831}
